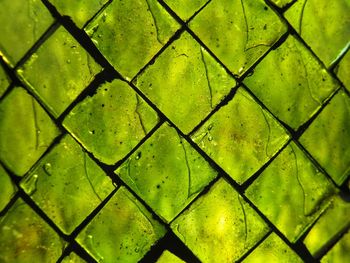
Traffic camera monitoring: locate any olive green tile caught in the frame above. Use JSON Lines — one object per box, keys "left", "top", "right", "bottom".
{"left": 0, "top": 0, "right": 54, "bottom": 66}
{"left": 77, "top": 187, "right": 166, "bottom": 263}
{"left": 0, "top": 87, "right": 60, "bottom": 176}
{"left": 335, "top": 50, "right": 350, "bottom": 92}
{"left": 268, "top": 0, "right": 293, "bottom": 9}
{"left": 85, "top": 0, "right": 179, "bottom": 79}
{"left": 134, "top": 31, "right": 236, "bottom": 133}
{"left": 64, "top": 79, "right": 158, "bottom": 165}
{"left": 20, "top": 135, "right": 115, "bottom": 235}
{"left": 0, "top": 198, "right": 64, "bottom": 262}
{"left": 18, "top": 26, "right": 102, "bottom": 117}
{"left": 157, "top": 250, "right": 185, "bottom": 263}
{"left": 300, "top": 91, "right": 350, "bottom": 186}
{"left": 303, "top": 194, "right": 350, "bottom": 256}
{"left": 285, "top": 0, "right": 350, "bottom": 67}
{"left": 244, "top": 35, "right": 338, "bottom": 130}
{"left": 171, "top": 178, "right": 269, "bottom": 262}
{"left": 0, "top": 164, "right": 16, "bottom": 212}
{"left": 116, "top": 123, "right": 217, "bottom": 223}
{"left": 242, "top": 233, "right": 302, "bottom": 262}
{"left": 0, "top": 63, "right": 10, "bottom": 98}
{"left": 61, "top": 252, "right": 86, "bottom": 263}
{"left": 163, "top": 0, "right": 209, "bottom": 21}
{"left": 192, "top": 88, "right": 289, "bottom": 184}
{"left": 189, "top": 0, "right": 287, "bottom": 76}
{"left": 246, "top": 142, "right": 336, "bottom": 242}
{"left": 321, "top": 232, "right": 350, "bottom": 263}
{"left": 49, "top": 0, "right": 108, "bottom": 28}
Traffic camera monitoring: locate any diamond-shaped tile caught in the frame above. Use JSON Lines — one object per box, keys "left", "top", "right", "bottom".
{"left": 0, "top": 87, "right": 60, "bottom": 176}
{"left": 116, "top": 123, "right": 217, "bottom": 222}
{"left": 20, "top": 135, "right": 115, "bottom": 235}
{"left": 77, "top": 187, "right": 166, "bottom": 262}
{"left": 303, "top": 194, "right": 350, "bottom": 256}
{"left": 192, "top": 88, "right": 289, "bottom": 184}
{"left": 48, "top": 0, "right": 108, "bottom": 28}
{"left": 61, "top": 252, "right": 86, "bottom": 263}
{"left": 189, "top": 0, "right": 287, "bottom": 76}
{"left": 285, "top": 0, "right": 350, "bottom": 67}
{"left": 246, "top": 142, "right": 336, "bottom": 242}
{"left": 0, "top": 164, "right": 16, "bottom": 212}
{"left": 163, "top": 0, "right": 209, "bottom": 21}
{"left": 134, "top": 31, "right": 236, "bottom": 133}
{"left": 0, "top": 198, "right": 64, "bottom": 262}
{"left": 300, "top": 91, "right": 350, "bottom": 186}
{"left": 244, "top": 35, "right": 338, "bottom": 130}
{"left": 157, "top": 250, "right": 185, "bottom": 263}
{"left": 85, "top": 0, "right": 179, "bottom": 79}
{"left": 64, "top": 79, "right": 158, "bottom": 165}
{"left": 242, "top": 233, "right": 302, "bottom": 262}
{"left": 268, "top": 0, "right": 294, "bottom": 9}
{"left": 335, "top": 50, "right": 350, "bottom": 92}
{"left": 0, "top": 63, "right": 10, "bottom": 98}
{"left": 0, "top": 0, "right": 54, "bottom": 65}
{"left": 18, "top": 26, "right": 102, "bottom": 117}
{"left": 171, "top": 178, "right": 269, "bottom": 262}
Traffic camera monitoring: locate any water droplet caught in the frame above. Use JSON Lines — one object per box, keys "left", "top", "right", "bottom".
{"left": 43, "top": 163, "right": 52, "bottom": 176}
{"left": 66, "top": 59, "right": 71, "bottom": 64}
{"left": 208, "top": 135, "right": 213, "bottom": 141}
{"left": 135, "top": 152, "right": 142, "bottom": 160}
{"left": 134, "top": 247, "right": 140, "bottom": 253}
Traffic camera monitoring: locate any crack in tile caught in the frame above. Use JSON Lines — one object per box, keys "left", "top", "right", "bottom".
{"left": 299, "top": 0, "right": 308, "bottom": 35}
{"left": 145, "top": 0, "right": 163, "bottom": 45}
{"left": 178, "top": 134, "right": 192, "bottom": 198}
{"left": 83, "top": 151, "right": 102, "bottom": 202}
{"left": 135, "top": 94, "right": 147, "bottom": 136}
{"left": 260, "top": 108, "right": 272, "bottom": 157}
{"left": 200, "top": 47, "right": 213, "bottom": 109}
{"left": 31, "top": 97, "right": 40, "bottom": 150}
{"left": 237, "top": 194, "right": 248, "bottom": 247}
{"left": 290, "top": 144, "right": 308, "bottom": 217}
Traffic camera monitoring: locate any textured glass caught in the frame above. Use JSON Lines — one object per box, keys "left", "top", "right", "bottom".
{"left": 0, "top": 0, "right": 349, "bottom": 262}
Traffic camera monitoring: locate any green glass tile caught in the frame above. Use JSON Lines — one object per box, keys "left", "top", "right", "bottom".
{"left": 116, "top": 123, "right": 217, "bottom": 223}
{"left": 335, "top": 50, "right": 350, "bottom": 92}
{"left": 268, "top": 0, "right": 293, "bottom": 9}
{"left": 48, "top": 0, "right": 108, "bottom": 28}
{"left": 0, "top": 164, "right": 16, "bottom": 212}
{"left": 285, "top": 0, "right": 350, "bottom": 67}
{"left": 0, "top": 198, "right": 64, "bottom": 262}
{"left": 0, "top": 87, "right": 60, "bottom": 176}
{"left": 189, "top": 0, "right": 287, "bottom": 76}
{"left": 0, "top": 64, "right": 10, "bottom": 98}
{"left": 192, "top": 88, "right": 289, "bottom": 184}
{"left": 243, "top": 233, "right": 302, "bottom": 262}
{"left": 18, "top": 26, "right": 102, "bottom": 117}
{"left": 20, "top": 135, "right": 115, "bottom": 235}
{"left": 303, "top": 194, "right": 350, "bottom": 256}
{"left": 0, "top": 0, "right": 54, "bottom": 66}
{"left": 300, "top": 91, "right": 350, "bottom": 186}
{"left": 77, "top": 187, "right": 166, "bottom": 263}
{"left": 163, "top": 0, "right": 209, "bottom": 21}
{"left": 244, "top": 35, "right": 338, "bottom": 130}
{"left": 64, "top": 79, "right": 158, "bottom": 165}
{"left": 134, "top": 31, "right": 236, "bottom": 134}
{"left": 171, "top": 178, "right": 269, "bottom": 262}
{"left": 246, "top": 142, "right": 336, "bottom": 242}
{"left": 85, "top": 0, "right": 179, "bottom": 79}
{"left": 61, "top": 252, "right": 86, "bottom": 263}
{"left": 321, "top": 232, "right": 350, "bottom": 263}
{"left": 157, "top": 250, "right": 185, "bottom": 263}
